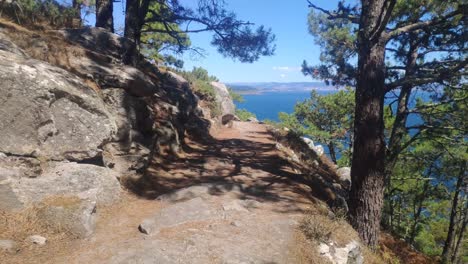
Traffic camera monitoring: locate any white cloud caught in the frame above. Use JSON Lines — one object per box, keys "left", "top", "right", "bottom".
{"left": 273, "top": 66, "right": 301, "bottom": 72}
{"left": 280, "top": 74, "right": 287, "bottom": 78}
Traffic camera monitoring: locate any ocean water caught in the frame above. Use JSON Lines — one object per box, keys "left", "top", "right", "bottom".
{"left": 235, "top": 91, "right": 333, "bottom": 121}
{"left": 235, "top": 90, "right": 425, "bottom": 125}
{"left": 234, "top": 90, "right": 426, "bottom": 160}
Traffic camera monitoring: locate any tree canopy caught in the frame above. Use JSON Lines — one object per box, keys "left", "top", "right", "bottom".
{"left": 94, "top": 0, "right": 276, "bottom": 65}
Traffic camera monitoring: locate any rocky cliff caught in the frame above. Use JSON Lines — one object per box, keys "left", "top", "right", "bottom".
{"left": 0, "top": 21, "right": 229, "bottom": 237}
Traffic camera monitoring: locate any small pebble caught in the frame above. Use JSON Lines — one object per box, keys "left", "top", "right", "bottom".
{"left": 27, "top": 235, "right": 47, "bottom": 246}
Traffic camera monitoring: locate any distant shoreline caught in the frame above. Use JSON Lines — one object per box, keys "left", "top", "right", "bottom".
{"left": 234, "top": 88, "right": 342, "bottom": 95}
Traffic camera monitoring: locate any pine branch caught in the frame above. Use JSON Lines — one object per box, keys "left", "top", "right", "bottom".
{"left": 385, "top": 6, "right": 466, "bottom": 39}
{"left": 307, "top": 0, "right": 359, "bottom": 24}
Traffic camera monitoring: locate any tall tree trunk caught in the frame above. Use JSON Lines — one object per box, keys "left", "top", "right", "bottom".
{"left": 349, "top": 0, "right": 395, "bottom": 248}
{"left": 452, "top": 199, "right": 467, "bottom": 264}
{"left": 124, "top": 0, "right": 150, "bottom": 65}
{"left": 124, "top": 0, "right": 140, "bottom": 44}
{"left": 442, "top": 161, "right": 466, "bottom": 263}
{"left": 96, "top": 0, "right": 114, "bottom": 32}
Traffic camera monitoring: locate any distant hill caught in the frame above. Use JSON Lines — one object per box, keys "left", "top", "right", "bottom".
{"left": 227, "top": 82, "right": 335, "bottom": 94}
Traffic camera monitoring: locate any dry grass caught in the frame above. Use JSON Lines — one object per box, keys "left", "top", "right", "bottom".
{"left": 0, "top": 200, "right": 74, "bottom": 263}
{"left": 290, "top": 229, "right": 332, "bottom": 264}
{"left": 298, "top": 210, "right": 392, "bottom": 264}
{"left": 0, "top": 18, "right": 109, "bottom": 91}
{"left": 378, "top": 232, "right": 436, "bottom": 264}
{"left": 299, "top": 212, "right": 358, "bottom": 247}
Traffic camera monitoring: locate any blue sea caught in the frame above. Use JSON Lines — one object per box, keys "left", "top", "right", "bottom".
{"left": 235, "top": 90, "right": 426, "bottom": 124}
{"left": 235, "top": 91, "right": 328, "bottom": 121}
{"left": 235, "top": 90, "right": 426, "bottom": 160}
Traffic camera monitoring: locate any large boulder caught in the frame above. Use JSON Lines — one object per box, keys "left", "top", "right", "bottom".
{"left": 210, "top": 81, "right": 235, "bottom": 116}
{"left": 0, "top": 158, "right": 121, "bottom": 211}
{"left": 0, "top": 50, "right": 116, "bottom": 161}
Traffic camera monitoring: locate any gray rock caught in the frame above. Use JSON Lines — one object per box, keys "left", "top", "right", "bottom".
{"left": 38, "top": 196, "right": 97, "bottom": 238}
{"left": 57, "top": 27, "right": 136, "bottom": 63}
{"left": 56, "top": 28, "right": 158, "bottom": 97}
{"left": 27, "top": 235, "right": 47, "bottom": 245}
{"left": 319, "top": 240, "right": 363, "bottom": 264}
{"left": 337, "top": 167, "right": 351, "bottom": 188}
{"left": 102, "top": 88, "right": 152, "bottom": 143}
{"left": 139, "top": 197, "right": 222, "bottom": 235}
{"left": 301, "top": 136, "right": 315, "bottom": 149}
{"left": 0, "top": 50, "right": 116, "bottom": 161}
{"left": 0, "top": 239, "right": 18, "bottom": 253}
{"left": 0, "top": 161, "right": 121, "bottom": 211}
{"left": 211, "top": 82, "right": 235, "bottom": 116}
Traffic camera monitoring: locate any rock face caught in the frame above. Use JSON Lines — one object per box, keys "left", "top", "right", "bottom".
{"left": 0, "top": 22, "right": 231, "bottom": 247}
{"left": 0, "top": 50, "right": 116, "bottom": 161}
{"left": 210, "top": 81, "right": 235, "bottom": 116}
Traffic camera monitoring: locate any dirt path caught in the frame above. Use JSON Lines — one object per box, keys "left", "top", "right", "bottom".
{"left": 11, "top": 122, "right": 321, "bottom": 264}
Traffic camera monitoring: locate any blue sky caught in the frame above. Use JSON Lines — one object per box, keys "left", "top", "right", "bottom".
{"left": 82, "top": 0, "right": 342, "bottom": 83}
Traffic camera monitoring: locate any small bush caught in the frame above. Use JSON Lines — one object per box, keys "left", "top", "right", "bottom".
{"left": 177, "top": 67, "right": 222, "bottom": 117}
{"left": 235, "top": 108, "right": 256, "bottom": 121}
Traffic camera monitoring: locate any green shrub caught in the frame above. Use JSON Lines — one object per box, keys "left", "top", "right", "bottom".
{"left": 1, "top": 0, "right": 81, "bottom": 28}
{"left": 235, "top": 109, "right": 256, "bottom": 121}
{"left": 176, "top": 67, "right": 222, "bottom": 117}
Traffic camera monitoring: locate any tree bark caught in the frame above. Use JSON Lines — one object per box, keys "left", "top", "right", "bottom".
{"left": 124, "top": 0, "right": 150, "bottom": 65}
{"left": 328, "top": 142, "right": 337, "bottom": 163}
{"left": 452, "top": 199, "right": 467, "bottom": 264}
{"left": 442, "top": 161, "right": 466, "bottom": 263}
{"left": 124, "top": 0, "right": 140, "bottom": 44}
{"left": 349, "top": 0, "right": 395, "bottom": 248}
{"left": 96, "top": 0, "right": 114, "bottom": 32}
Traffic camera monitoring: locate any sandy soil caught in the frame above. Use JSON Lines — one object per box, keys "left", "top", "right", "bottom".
{"left": 4, "top": 122, "right": 322, "bottom": 264}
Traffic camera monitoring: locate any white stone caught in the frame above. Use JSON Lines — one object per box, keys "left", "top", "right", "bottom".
{"left": 318, "top": 240, "right": 363, "bottom": 264}
{"left": 27, "top": 235, "right": 47, "bottom": 245}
